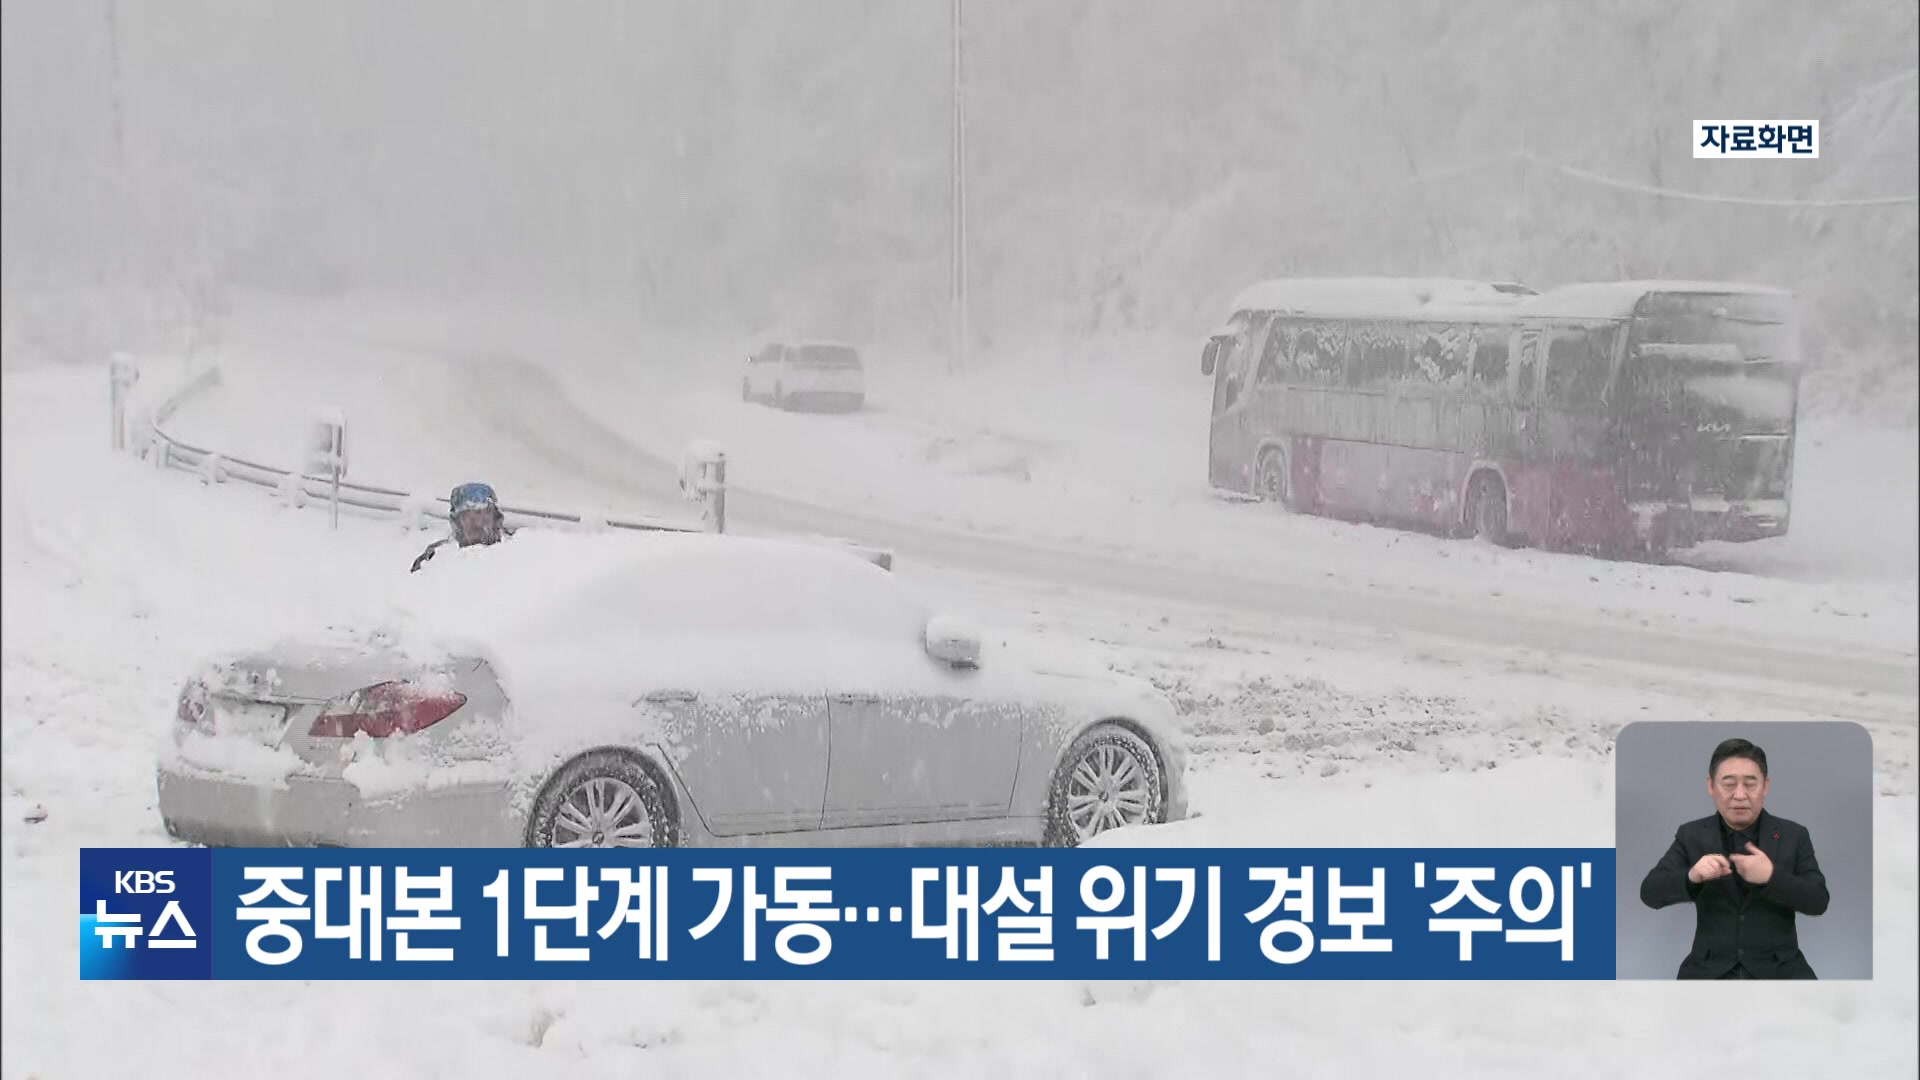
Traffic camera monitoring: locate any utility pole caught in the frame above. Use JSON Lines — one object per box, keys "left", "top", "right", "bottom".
{"left": 103, "top": 0, "right": 127, "bottom": 285}
{"left": 1378, "top": 71, "right": 1455, "bottom": 265}
{"left": 105, "top": 0, "right": 125, "bottom": 175}
{"left": 949, "top": 0, "right": 970, "bottom": 375}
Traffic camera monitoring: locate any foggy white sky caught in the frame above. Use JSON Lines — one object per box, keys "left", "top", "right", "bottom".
{"left": 3, "top": 0, "right": 1915, "bottom": 352}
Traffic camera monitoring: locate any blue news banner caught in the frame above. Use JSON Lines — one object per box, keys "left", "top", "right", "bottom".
{"left": 81, "top": 847, "right": 1617, "bottom": 980}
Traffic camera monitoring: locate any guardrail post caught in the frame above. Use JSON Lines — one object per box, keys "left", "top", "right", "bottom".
{"left": 279, "top": 471, "right": 307, "bottom": 509}
{"left": 699, "top": 446, "right": 727, "bottom": 534}
{"left": 129, "top": 406, "right": 153, "bottom": 459}
{"left": 109, "top": 353, "right": 139, "bottom": 452}
{"left": 303, "top": 409, "right": 347, "bottom": 532}
{"left": 680, "top": 440, "right": 728, "bottom": 534}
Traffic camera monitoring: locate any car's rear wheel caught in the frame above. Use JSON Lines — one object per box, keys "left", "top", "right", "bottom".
{"left": 1045, "top": 724, "right": 1164, "bottom": 847}
{"left": 527, "top": 750, "right": 677, "bottom": 848}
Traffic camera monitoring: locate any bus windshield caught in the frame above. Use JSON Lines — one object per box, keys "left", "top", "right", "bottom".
{"left": 1625, "top": 293, "right": 1801, "bottom": 431}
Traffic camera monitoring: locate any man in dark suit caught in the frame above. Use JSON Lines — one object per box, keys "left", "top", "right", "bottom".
{"left": 1639, "top": 737, "right": 1830, "bottom": 979}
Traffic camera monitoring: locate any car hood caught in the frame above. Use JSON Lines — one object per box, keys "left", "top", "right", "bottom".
{"left": 1019, "top": 650, "right": 1185, "bottom": 752}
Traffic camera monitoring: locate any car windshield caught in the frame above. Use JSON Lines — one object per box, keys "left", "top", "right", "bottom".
{"left": 794, "top": 344, "right": 861, "bottom": 369}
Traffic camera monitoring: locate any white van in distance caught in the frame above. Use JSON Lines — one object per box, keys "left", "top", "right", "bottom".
{"left": 743, "top": 341, "right": 867, "bottom": 412}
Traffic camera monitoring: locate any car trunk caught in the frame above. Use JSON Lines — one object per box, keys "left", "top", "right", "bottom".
{"left": 210, "top": 639, "right": 440, "bottom": 702}
{"left": 187, "top": 636, "right": 482, "bottom": 769}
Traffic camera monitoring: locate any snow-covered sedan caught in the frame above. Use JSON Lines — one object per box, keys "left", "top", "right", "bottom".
{"left": 155, "top": 531, "right": 1187, "bottom": 849}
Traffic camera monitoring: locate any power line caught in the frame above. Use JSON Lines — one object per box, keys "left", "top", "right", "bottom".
{"left": 1837, "top": 65, "right": 1918, "bottom": 108}
{"left": 949, "top": 0, "right": 970, "bottom": 374}
{"left": 1514, "top": 151, "right": 1918, "bottom": 208}
{"left": 1417, "top": 151, "right": 1917, "bottom": 208}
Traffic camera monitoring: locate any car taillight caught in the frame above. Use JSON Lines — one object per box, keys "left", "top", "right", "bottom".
{"left": 309, "top": 681, "right": 467, "bottom": 739}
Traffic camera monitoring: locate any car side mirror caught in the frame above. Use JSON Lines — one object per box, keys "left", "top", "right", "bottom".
{"left": 1201, "top": 336, "right": 1226, "bottom": 376}
{"left": 924, "top": 614, "right": 981, "bottom": 669}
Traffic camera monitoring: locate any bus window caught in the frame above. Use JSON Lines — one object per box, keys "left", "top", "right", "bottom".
{"left": 1543, "top": 326, "right": 1619, "bottom": 409}
{"left": 1471, "top": 333, "right": 1510, "bottom": 390}
{"left": 1443, "top": 328, "right": 1474, "bottom": 386}
{"left": 1254, "top": 322, "right": 1295, "bottom": 386}
{"left": 1414, "top": 325, "right": 1472, "bottom": 387}
{"left": 1349, "top": 327, "right": 1410, "bottom": 389}
{"left": 1510, "top": 328, "right": 1542, "bottom": 401}
{"left": 1293, "top": 325, "right": 1334, "bottom": 384}
{"left": 1290, "top": 319, "right": 1351, "bottom": 382}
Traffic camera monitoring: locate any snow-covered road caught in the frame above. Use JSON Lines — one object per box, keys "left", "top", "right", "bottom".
{"left": 4, "top": 358, "right": 1915, "bottom": 1078}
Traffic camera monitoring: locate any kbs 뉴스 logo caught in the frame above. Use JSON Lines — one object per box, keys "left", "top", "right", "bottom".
{"left": 80, "top": 849, "right": 213, "bottom": 980}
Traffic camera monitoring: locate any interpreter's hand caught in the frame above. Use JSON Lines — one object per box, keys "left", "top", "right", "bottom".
{"left": 1688, "top": 853, "right": 1733, "bottom": 884}
{"left": 1730, "top": 842, "right": 1773, "bottom": 885}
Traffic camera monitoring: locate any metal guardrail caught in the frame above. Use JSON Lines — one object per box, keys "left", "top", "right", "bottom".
{"left": 127, "top": 360, "right": 895, "bottom": 570}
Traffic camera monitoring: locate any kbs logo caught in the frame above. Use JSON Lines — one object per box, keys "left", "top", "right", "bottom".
{"left": 116, "top": 870, "right": 177, "bottom": 894}
{"left": 81, "top": 849, "right": 211, "bottom": 979}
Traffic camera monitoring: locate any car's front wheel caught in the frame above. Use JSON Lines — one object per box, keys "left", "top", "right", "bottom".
{"left": 527, "top": 750, "right": 677, "bottom": 848}
{"left": 1045, "top": 724, "right": 1165, "bottom": 847}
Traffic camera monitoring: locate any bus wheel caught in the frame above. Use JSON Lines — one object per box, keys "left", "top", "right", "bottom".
{"left": 1255, "top": 447, "right": 1291, "bottom": 508}
{"left": 1466, "top": 473, "right": 1509, "bottom": 545}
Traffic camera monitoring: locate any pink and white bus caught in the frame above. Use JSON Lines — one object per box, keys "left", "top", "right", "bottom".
{"left": 1199, "top": 278, "right": 1802, "bottom": 554}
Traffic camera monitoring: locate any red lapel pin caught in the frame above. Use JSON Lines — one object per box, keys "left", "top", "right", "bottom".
{"left": 1773, "top": 833, "right": 1780, "bottom": 840}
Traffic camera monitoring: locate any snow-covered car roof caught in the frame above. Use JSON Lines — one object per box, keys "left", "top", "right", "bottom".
{"left": 386, "top": 529, "right": 927, "bottom": 652}
{"left": 761, "top": 338, "right": 863, "bottom": 353}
